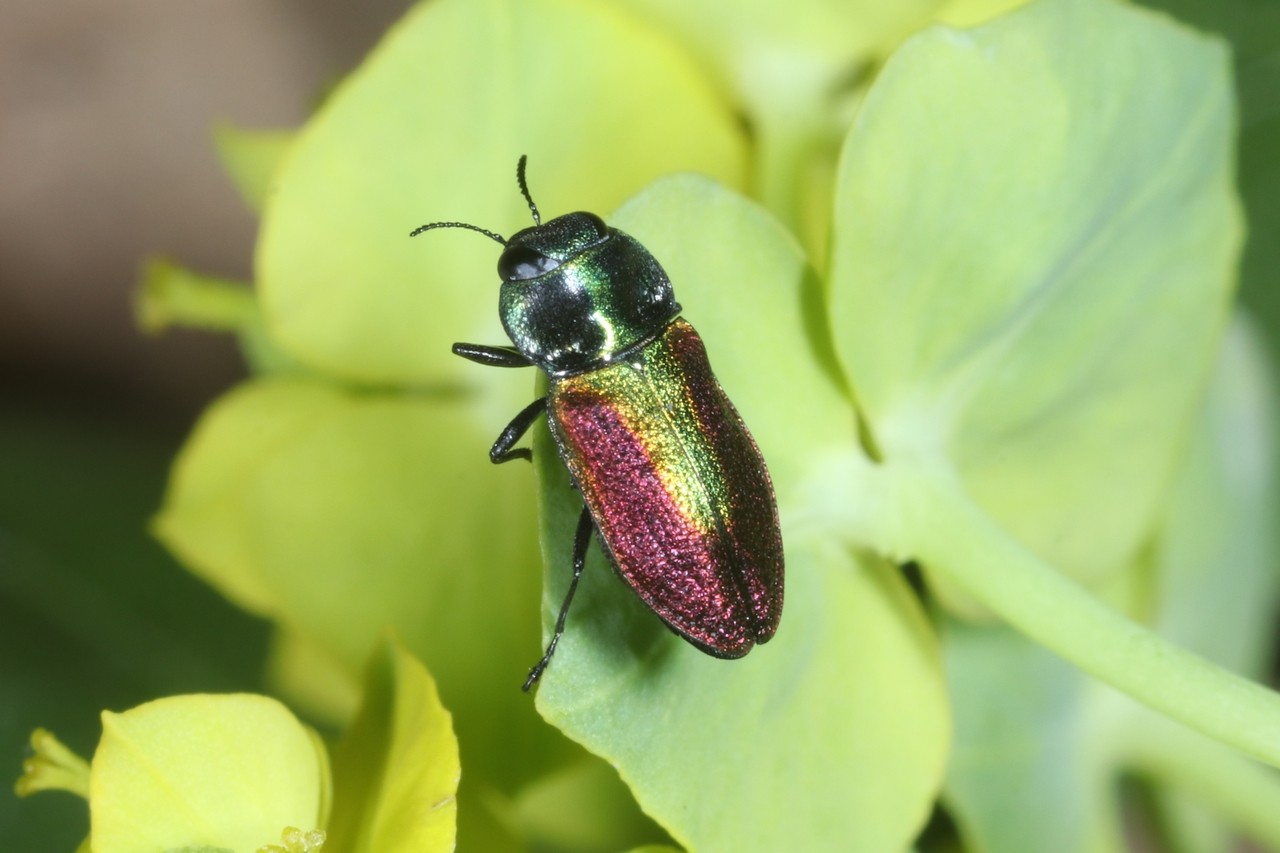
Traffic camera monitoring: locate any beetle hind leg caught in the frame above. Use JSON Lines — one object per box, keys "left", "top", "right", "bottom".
{"left": 523, "top": 505, "right": 593, "bottom": 691}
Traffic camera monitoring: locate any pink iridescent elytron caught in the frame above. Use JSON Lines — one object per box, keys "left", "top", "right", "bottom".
{"left": 548, "top": 318, "right": 783, "bottom": 656}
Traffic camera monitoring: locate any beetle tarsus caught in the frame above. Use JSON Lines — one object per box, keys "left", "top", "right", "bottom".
{"left": 523, "top": 505, "right": 593, "bottom": 691}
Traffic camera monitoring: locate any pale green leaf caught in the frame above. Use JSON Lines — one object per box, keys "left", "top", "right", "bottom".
{"left": 610, "top": 0, "right": 940, "bottom": 249}
{"left": 827, "top": 0, "right": 1280, "bottom": 772}
{"left": 940, "top": 620, "right": 1116, "bottom": 853}
{"left": 508, "top": 759, "right": 669, "bottom": 852}
{"left": 829, "top": 0, "right": 1241, "bottom": 596}
{"left": 612, "top": 0, "right": 940, "bottom": 90}
{"left": 1147, "top": 317, "right": 1279, "bottom": 677}
{"left": 935, "top": 0, "right": 1029, "bottom": 27}
{"left": 533, "top": 490, "right": 948, "bottom": 851}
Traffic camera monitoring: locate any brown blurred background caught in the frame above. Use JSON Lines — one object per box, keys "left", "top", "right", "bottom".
{"left": 1, "top": 0, "right": 409, "bottom": 421}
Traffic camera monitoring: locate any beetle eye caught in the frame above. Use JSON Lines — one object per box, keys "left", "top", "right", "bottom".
{"left": 498, "top": 245, "right": 561, "bottom": 281}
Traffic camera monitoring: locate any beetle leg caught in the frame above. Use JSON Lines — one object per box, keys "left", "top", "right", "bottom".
{"left": 490, "top": 397, "right": 547, "bottom": 464}
{"left": 524, "top": 505, "right": 593, "bottom": 692}
{"left": 452, "top": 342, "right": 533, "bottom": 368}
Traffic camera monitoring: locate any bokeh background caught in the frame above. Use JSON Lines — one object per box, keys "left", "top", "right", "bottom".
{"left": 2, "top": 3, "right": 410, "bottom": 849}
{"left": 2, "top": 1, "right": 1277, "bottom": 850}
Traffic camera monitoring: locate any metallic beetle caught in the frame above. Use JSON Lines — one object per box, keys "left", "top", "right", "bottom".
{"left": 412, "top": 157, "right": 784, "bottom": 689}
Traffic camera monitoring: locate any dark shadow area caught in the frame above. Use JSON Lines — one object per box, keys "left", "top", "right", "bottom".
{"left": 0, "top": 383, "right": 272, "bottom": 850}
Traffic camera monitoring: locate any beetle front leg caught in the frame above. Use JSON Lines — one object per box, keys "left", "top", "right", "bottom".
{"left": 490, "top": 397, "right": 547, "bottom": 464}
{"left": 453, "top": 341, "right": 533, "bottom": 368}
{"left": 523, "top": 504, "right": 593, "bottom": 691}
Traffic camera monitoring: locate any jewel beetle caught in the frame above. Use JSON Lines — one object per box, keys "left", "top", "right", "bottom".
{"left": 412, "top": 157, "right": 784, "bottom": 690}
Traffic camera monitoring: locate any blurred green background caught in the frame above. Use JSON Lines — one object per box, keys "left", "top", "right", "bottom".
{"left": 1, "top": 1, "right": 1276, "bottom": 851}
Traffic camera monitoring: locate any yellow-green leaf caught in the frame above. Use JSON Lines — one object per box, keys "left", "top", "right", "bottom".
{"left": 153, "top": 379, "right": 350, "bottom": 616}
{"left": 213, "top": 125, "right": 296, "bottom": 214}
{"left": 89, "top": 695, "right": 328, "bottom": 853}
{"left": 327, "top": 638, "right": 460, "bottom": 853}
{"left": 152, "top": 373, "right": 572, "bottom": 840}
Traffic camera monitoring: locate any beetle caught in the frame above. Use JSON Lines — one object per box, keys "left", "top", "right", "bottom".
{"left": 412, "top": 157, "right": 784, "bottom": 690}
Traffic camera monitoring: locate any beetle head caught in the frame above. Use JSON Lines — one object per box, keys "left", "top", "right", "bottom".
{"left": 497, "top": 213, "right": 677, "bottom": 376}
{"left": 411, "top": 156, "right": 680, "bottom": 376}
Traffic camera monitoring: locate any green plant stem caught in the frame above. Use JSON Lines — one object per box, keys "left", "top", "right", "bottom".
{"left": 750, "top": 111, "right": 825, "bottom": 259}
{"left": 136, "top": 259, "right": 257, "bottom": 334}
{"left": 905, "top": 462, "right": 1280, "bottom": 766}
{"left": 739, "top": 60, "right": 838, "bottom": 268}
{"left": 1123, "top": 715, "right": 1280, "bottom": 848}
{"left": 851, "top": 455, "right": 1280, "bottom": 768}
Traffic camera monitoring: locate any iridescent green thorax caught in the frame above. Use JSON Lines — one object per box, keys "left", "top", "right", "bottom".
{"left": 499, "top": 222, "right": 678, "bottom": 377}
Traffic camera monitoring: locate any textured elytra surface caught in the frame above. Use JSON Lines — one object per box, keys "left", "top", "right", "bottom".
{"left": 548, "top": 318, "right": 783, "bottom": 655}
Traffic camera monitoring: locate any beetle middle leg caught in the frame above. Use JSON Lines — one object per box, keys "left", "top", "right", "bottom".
{"left": 490, "top": 397, "right": 547, "bottom": 464}
{"left": 523, "top": 505, "right": 593, "bottom": 691}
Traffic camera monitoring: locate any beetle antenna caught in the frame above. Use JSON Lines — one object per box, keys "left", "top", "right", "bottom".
{"left": 409, "top": 221, "right": 507, "bottom": 244}
{"left": 516, "top": 155, "right": 541, "bottom": 226}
